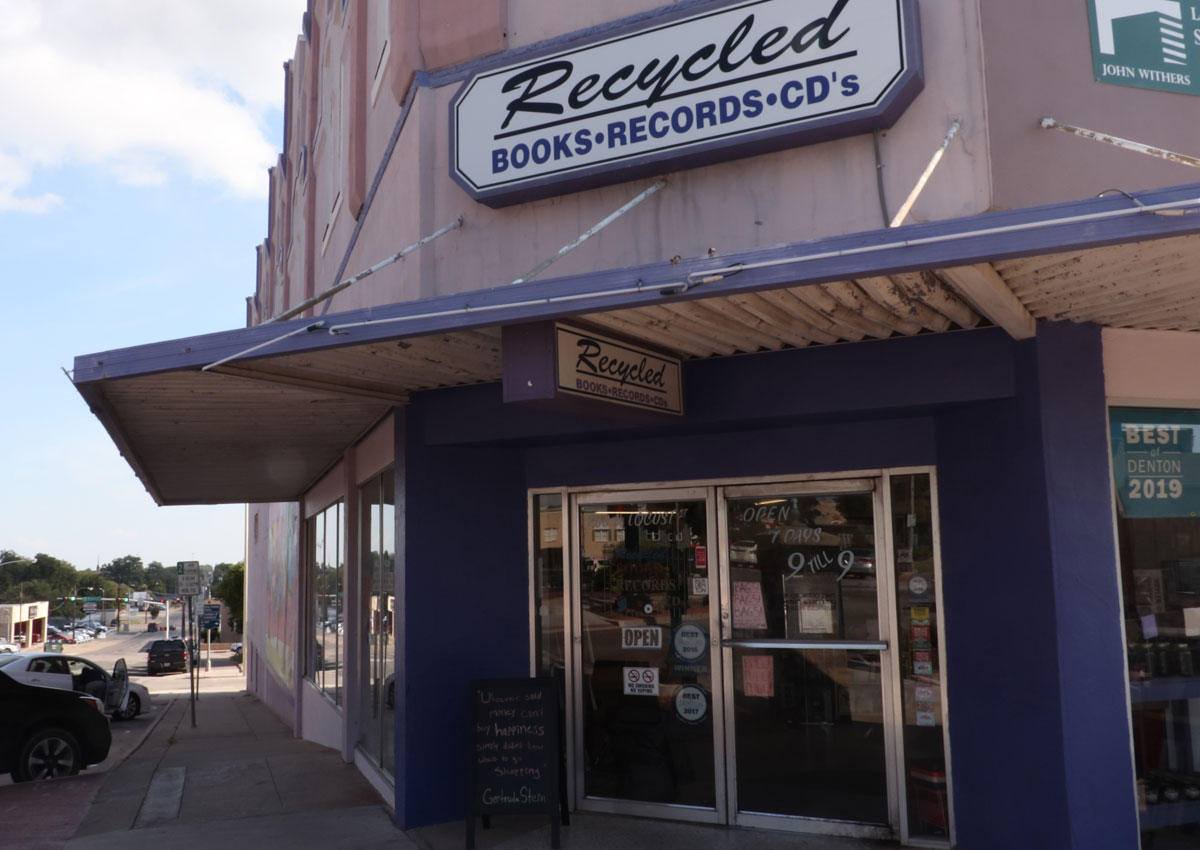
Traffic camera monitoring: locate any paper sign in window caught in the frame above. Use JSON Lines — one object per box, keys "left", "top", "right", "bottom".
{"left": 742, "top": 655, "right": 774, "bottom": 697}
{"left": 799, "top": 593, "right": 834, "bottom": 633}
{"left": 1184, "top": 608, "right": 1200, "bottom": 637}
{"left": 732, "top": 582, "right": 767, "bottom": 630}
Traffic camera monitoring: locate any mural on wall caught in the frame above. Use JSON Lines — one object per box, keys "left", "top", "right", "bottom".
{"left": 265, "top": 502, "right": 299, "bottom": 688}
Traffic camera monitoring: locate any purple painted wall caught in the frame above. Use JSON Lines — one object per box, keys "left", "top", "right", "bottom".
{"left": 935, "top": 322, "right": 1136, "bottom": 849}
{"left": 394, "top": 323, "right": 1138, "bottom": 846}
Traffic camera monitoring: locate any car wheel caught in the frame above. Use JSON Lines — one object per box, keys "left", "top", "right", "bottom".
{"left": 116, "top": 692, "right": 141, "bottom": 721}
{"left": 12, "top": 727, "right": 83, "bottom": 782}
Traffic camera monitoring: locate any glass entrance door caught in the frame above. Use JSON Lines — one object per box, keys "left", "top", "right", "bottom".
{"left": 720, "top": 481, "right": 895, "bottom": 836}
{"left": 572, "top": 490, "right": 724, "bottom": 822}
{"left": 564, "top": 475, "right": 938, "bottom": 840}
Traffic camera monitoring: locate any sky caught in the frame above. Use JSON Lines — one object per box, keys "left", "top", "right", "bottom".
{"left": 0, "top": 0, "right": 308, "bottom": 572}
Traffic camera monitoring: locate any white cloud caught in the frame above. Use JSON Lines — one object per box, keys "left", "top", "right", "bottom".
{"left": 0, "top": 0, "right": 305, "bottom": 209}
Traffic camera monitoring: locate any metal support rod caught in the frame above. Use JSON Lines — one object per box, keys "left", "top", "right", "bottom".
{"left": 189, "top": 596, "right": 196, "bottom": 727}
{"left": 268, "top": 217, "right": 465, "bottom": 323}
{"left": 890, "top": 120, "right": 961, "bottom": 228}
{"left": 202, "top": 321, "right": 325, "bottom": 372}
{"left": 1040, "top": 117, "right": 1200, "bottom": 169}
{"left": 510, "top": 179, "right": 668, "bottom": 285}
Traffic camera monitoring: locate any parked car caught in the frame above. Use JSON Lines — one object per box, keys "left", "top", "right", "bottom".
{"left": 0, "top": 652, "right": 146, "bottom": 721}
{"left": 146, "top": 639, "right": 189, "bottom": 675}
{"left": 0, "top": 641, "right": 19, "bottom": 654}
{"left": 0, "top": 669, "right": 111, "bottom": 781}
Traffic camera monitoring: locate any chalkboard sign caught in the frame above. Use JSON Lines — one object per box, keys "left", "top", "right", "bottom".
{"left": 467, "top": 678, "right": 563, "bottom": 849}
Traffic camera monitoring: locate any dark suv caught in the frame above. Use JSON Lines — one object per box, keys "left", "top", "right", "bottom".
{"left": 0, "top": 670, "right": 112, "bottom": 781}
{"left": 146, "top": 639, "right": 188, "bottom": 675}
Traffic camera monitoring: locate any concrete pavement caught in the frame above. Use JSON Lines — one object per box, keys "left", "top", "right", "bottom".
{"left": 3, "top": 653, "right": 897, "bottom": 850}
{"left": 64, "top": 658, "right": 406, "bottom": 850}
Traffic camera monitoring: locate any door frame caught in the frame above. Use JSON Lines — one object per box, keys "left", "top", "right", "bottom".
{"left": 529, "top": 467, "right": 953, "bottom": 845}
{"left": 569, "top": 485, "right": 726, "bottom": 825}
{"left": 717, "top": 477, "right": 898, "bottom": 840}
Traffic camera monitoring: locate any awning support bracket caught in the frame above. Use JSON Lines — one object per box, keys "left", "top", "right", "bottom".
{"left": 510, "top": 178, "right": 668, "bottom": 285}
{"left": 267, "top": 217, "right": 465, "bottom": 324}
{"left": 1041, "top": 117, "right": 1200, "bottom": 171}
{"left": 890, "top": 119, "right": 961, "bottom": 228}
{"left": 202, "top": 321, "right": 326, "bottom": 372}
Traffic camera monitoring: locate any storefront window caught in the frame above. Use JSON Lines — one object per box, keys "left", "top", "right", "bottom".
{"left": 358, "top": 470, "right": 395, "bottom": 775}
{"left": 890, "top": 472, "right": 950, "bottom": 841}
{"left": 1111, "top": 408, "right": 1200, "bottom": 845}
{"left": 309, "top": 500, "right": 344, "bottom": 705}
{"left": 533, "top": 494, "right": 564, "bottom": 678}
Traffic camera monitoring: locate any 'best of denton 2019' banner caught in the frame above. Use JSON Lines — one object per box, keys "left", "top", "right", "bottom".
{"left": 451, "top": 0, "right": 923, "bottom": 207}
{"left": 1088, "top": 0, "right": 1200, "bottom": 96}
{"left": 1111, "top": 408, "right": 1200, "bottom": 519}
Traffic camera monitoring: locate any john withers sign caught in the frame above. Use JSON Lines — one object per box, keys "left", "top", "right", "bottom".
{"left": 451, "top": 0, "right": 924, "bottom": 207}
{"left": 1088, "top": 0, "right": 1200, "bottom": 96}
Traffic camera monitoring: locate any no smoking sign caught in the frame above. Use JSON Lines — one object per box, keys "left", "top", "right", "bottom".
{"left": 623, "top": 666, "right": 659, "bottom": 696}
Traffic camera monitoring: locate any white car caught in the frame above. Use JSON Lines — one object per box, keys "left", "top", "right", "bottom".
{"left": 0, "top": 641, "right": 19, "bottom": 653}
{"left": 0, "top": 652, "right": 150, "bottom": 721}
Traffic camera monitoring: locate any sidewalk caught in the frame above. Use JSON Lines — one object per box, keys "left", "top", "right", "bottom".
{"left": 66, "top": 689, "right": 406, "bottom": 850}
{"left": 13, "top": 657, "right": 894, "bottom": 850}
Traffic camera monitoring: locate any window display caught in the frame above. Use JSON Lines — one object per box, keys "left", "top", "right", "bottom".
{"left": 1112, "top": 408, "right": 1200, "bottom": 846}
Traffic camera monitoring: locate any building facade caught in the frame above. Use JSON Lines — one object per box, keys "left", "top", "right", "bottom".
{"left": 0, "top": 601, "right": 47, "bottom": 647}
{"left": 74, "top": 1, "right": 1200, "bottom": 847}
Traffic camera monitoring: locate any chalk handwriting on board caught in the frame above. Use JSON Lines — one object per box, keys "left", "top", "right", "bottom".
{"left": 468, "top": 679, "right": 562, "bottom": 849}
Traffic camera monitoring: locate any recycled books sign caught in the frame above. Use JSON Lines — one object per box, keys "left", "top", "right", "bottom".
{"left": 1088, "top": 0, "right": 1200, "bottom": 96}
{"left": 451, "top": 0, "right": 924, "bottom": 206}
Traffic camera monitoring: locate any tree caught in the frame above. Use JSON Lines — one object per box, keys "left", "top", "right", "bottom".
{"left": 100, "top": 555, "right": 145, "bottom": 589}
{"left": 144, "top": 562, "right": 174, "bottom": 594}
{"left": 212, "top": 563, "right": 245, "bottom": 634}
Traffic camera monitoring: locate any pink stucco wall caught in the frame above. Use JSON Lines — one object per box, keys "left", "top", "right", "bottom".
{"left": 1104, "top": 328, "right": 1200, "bottom": 406}
{"left": 980, "top": 0, "right": 1200, "bottom": 210}
{"left": 260, "top": 1, "right": 993, "bottom": 320}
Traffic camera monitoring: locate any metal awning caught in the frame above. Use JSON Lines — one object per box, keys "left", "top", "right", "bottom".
{"left": 72, "top": 181, "right": 1200, "bottom": 506}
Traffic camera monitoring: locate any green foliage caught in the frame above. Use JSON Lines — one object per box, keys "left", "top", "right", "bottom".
{"left": 0, "top": 551, "right": 100, "bottom": 618}
{"left": 144, "top": 562, "right": 175, "bottom": 595}
{"left": 99, "top": 554, "right": 145, "bottom": 589}
{"left": 212, "top": 562, "right": 245, "bottom": 634}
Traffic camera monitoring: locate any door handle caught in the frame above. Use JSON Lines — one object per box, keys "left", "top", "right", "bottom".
{"left": 721, "top": 639, "right": 889, "bottom": 651}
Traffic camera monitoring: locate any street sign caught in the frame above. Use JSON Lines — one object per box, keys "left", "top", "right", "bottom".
{"left": 200, "top": 604, "right": 221, "bottom": 631}
{"left": 177, "top": 561, "right": 201, "bottom": 596}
